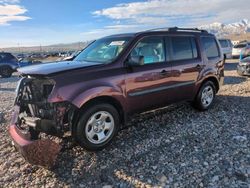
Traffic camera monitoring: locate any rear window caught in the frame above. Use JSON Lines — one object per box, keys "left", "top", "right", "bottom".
{"left": 201, "top": 37, "right": 220, "bottom": 58}
{"left": 219, "top": 40, "right": 228, "bottom": 48}
{"left": 171, "top": 36, "right": 198, "bottom": 61}
{"left": 0, "top": 53, "right": 17, "bottom": 61}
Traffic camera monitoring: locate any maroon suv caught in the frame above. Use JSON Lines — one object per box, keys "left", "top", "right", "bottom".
{"left": 9, "top": 27, "right": 224, "bottom": 167}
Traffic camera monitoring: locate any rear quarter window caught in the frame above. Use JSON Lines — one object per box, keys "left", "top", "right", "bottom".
{"left": 201, "top": 37, "right": 220, "bottom": 59}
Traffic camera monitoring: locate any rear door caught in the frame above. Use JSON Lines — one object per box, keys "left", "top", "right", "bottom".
{"left": 169, "top": 35, "right": 202, "bottom": 101}
{"left": 125, "top": 35, "right": 173, "bottom": 113}
{"left": 201, "top": 36, "right": 224, "bottom": 80}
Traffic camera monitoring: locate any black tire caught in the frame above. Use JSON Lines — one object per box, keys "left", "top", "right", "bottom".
{"left": 75, "top": 103, "right": 120, "bottom": 151}
{"left": 0, "top": 66, "right": 13, "bottom": 78}
{"left": 193, "top": 81, "right": 216, "bottom": 111}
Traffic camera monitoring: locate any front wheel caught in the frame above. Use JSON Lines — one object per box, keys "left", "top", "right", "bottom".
{"left": 193, "top": 81, "right": 216, "bottom": 111}
{"left": 75, "top": 103, "right": 120, "bottom": 151}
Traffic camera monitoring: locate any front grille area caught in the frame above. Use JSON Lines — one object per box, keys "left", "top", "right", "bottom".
{"left": 15, "top": 77, "right": 70, "bottom": 137}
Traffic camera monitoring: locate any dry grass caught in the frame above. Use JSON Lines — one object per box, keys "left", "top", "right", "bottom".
{"left": 228, "top": 33, "right": 250, "bottom": 42}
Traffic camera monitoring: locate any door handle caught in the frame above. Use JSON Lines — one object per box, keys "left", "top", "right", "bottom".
{"left": 160, "top": 70, "right": 168, "bottom": 75}
{"left": 196, "top": 64, "right": 202, "bottom": 70}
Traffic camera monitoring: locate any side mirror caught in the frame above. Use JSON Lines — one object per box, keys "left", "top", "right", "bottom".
{"left": 127, "top": 55, "right": 144, "bottom": 66}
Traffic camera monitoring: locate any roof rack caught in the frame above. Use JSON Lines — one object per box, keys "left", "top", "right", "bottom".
{"left": 146, "top": 27, "right": 208, "bottom": 33}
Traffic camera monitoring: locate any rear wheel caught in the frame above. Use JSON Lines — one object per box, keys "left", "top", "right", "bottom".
{"left": 0, "top": 66, "right": 13, "bottom": 78}
{"left": 75, "top": 103, "right": 120, "bottom": 151}
{"left": 193, "top": 81, "right": 216, "bottom": 111}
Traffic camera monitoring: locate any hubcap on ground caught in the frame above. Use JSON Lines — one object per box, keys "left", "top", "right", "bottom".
{"left": 201, "top": 85, "right": 214, "bottom": 107}
{"left": 85, "top": 111, "right": 114, "bottom": 144}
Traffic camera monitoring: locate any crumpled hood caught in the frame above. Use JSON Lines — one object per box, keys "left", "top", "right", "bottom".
{"left": 17, "top": 60, "right": 101, "bottom": 75}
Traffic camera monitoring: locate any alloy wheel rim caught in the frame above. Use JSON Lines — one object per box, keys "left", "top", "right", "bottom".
{"left": 85, "top": 111, "right": 114, "bottom": 144}
{"left": 201, "top": 85, "right": 214, "bottom": 107}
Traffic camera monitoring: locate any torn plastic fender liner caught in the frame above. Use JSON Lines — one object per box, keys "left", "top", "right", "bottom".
{"left": 8, "top": 106, "right": 61, "bottom": 168}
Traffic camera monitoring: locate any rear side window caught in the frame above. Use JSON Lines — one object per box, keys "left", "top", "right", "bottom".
{"left": 201, "top": 37, "right": 220, "bottom": 58}
{"left": 171, "top": 36, "right": 198, "bottom": 61}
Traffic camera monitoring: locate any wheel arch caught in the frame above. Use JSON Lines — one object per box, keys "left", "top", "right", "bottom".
{"left": 198, "top": 76, "right": 220, "bottom": 94}
{"left": 70, "top": 95, "right": 126, "bottom": 137}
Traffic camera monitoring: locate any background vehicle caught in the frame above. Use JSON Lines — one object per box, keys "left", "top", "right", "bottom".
{"left": 232, "top": 42, "right": 250, "bottom": 58}
{"left": 18, "top": 58, "right": 42, "bottom": 67}
{"left": 63, "top": 50, "right": 81, "bottom": 61}
{"left": 9, "top": 28, "right": 224, "bottom": 167}
{"left": 0, "top": 52, "right": 19, "bottom": 78}
{"left": 237, "top": 56, "right": 250, "bottom": 76}
{"left": 240, "top": 45, "right": 250, "bottom": 59}
{"left": 218, "top": 39, "right": 233, "bottom": 59}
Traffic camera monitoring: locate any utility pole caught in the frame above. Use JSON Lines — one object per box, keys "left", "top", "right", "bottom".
{"left": 18, "top": 43, "right": 20, "bottom": 54}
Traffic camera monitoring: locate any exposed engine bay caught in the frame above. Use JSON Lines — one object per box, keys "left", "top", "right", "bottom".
{"left": 15, "top": 77, "right": 73, "bottom": 140}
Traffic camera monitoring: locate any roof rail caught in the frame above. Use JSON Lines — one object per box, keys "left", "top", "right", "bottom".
{"left": 147, "top": 27, "right": 208, "bottom": 33}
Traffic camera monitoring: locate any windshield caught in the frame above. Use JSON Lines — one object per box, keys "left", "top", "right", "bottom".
{"left": 234, "top": 44, "right": 247, "bottom": 48}
{"left": 75, "top": 36, "right": 132, "bottom": 63}
{"left": 241, "top": 56, "right": 250, "bottom": 62}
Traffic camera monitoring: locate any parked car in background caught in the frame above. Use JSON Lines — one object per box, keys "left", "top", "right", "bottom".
{"left": 232, "top": 42, "right": 250, "bottom": 58}
{"left": 63, "top": 50, "right": 81, "bottom": 61}
{"left": 218, "top": 39, "right": 233, "bottom": 59}
{"left": 240, "top": 45, "right": 250, "bottom": 59}
{"left": 9, "top": 27, "right": 224, "bottom": 167}
{"left": 16, "top": 53, "right": 28, "bottom": 61}
{"left": 237, "top": 56, "right": 250, "bottom": 76}
{"left": 0, "top": 52, "right": 19, "bottom": 78}
{"left": 18, "top": 58, "right": 42, "bottom": 67}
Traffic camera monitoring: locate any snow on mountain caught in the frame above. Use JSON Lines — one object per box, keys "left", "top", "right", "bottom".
{"left": 199, "top": 19, "right": 250, "bottom": 37}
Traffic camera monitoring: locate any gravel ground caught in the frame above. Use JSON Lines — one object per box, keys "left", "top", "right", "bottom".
{"left": 0, "top": 60, "right": 249, "bottom": 188}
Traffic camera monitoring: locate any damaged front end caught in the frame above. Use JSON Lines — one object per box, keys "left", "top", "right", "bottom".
{"left": 9, "top": 77, "right": 74, "bottom": 168}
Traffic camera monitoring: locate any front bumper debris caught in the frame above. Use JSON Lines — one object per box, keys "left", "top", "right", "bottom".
{"left": 237, "top": 64, "right": 250, "bottom": 76}
{"left": 9, "top": 106, "right": 61, "bottom": 168}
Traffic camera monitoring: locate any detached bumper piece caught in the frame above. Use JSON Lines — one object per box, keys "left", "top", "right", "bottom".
{"left": 9, "top": 106, "right": 61, "bottom": 168}
{"left": 237, "top": 65, "right": 250, "bottom": 76}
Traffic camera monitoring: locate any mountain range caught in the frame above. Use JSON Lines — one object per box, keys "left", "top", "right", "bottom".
{"left": 199, "top": 19, "right": 250, "bottom": 38}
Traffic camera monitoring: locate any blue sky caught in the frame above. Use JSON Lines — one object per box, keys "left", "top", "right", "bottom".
{"left": 0, "top": 0, "right": 249, "bottom": 47}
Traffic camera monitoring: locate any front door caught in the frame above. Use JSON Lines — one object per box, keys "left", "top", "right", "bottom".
{"left": 125, "top": 36, "right": 173, "bottom": 113}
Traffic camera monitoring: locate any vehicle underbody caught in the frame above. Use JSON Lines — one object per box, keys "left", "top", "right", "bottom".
{"left": 10, "top": 77, "right": 75, "bottom": 168}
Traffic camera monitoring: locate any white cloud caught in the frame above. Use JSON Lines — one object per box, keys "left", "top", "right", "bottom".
{"left": 81, "top": 25, "right": 139, "bottom": 39}
{"left": 0, "top": 15, "right": 30, "bottom": 25}
{"left": 0, "top": 4, "right": 26, "bottom": 15}
{"left": 0, "top": 0, "right": 20, "bottom": 3}
{"left": 0, "top": 1, "right": 30, "bottom": 25}
{"left": 93, "top": 0, "right": 250, "bottom": 26}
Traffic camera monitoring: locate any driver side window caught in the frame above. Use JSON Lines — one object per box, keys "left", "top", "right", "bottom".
{"left": 130, "top": 36, "right": 165, "bottom": 65}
